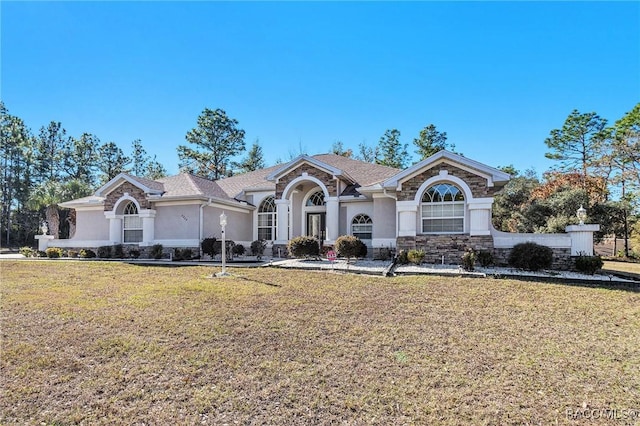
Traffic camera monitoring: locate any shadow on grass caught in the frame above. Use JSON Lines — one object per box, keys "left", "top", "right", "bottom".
{"left": 232, "top": 275, "right": 282, "bottom": 288}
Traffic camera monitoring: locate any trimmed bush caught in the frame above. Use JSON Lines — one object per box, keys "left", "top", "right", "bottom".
{"left": 174, "top": 248, "right": 194, "bottom": 261}
{"left": 128, "top": 248, "right": 140, "bottom": 259}
{"left": 114, "top": 244, "right": 125, "bottom": 259}
{"left": 150, "top": 244, "right": 164, "bottom": 260}
{"left": 335, "top": 235, "right": 367, "bottom": 261}
{"left": 79, "top": 249, "right": 96, "bottom": 258}
{"left": 376, "top": 247, "right": 393, "bottom": 261}
{"left": 574, "top": 254, "right": 603, "bottom": 275}
{"left": 45, "top": 247, "right": 63, "bottom": 259}
{"left": 461, "top": 249, "right": 476, "bottom": 271}
{"left": 407, "top": 249, "right": 425, "bottom": 265}
{"left": 476, "top": 250, "right": 494, "bottom": 267}
{"left": 97, "top": 246, "right": 112, "bottom": 258}
{"left": 67, "top": 250, "right": 79, "bottom": 258}
{"left": 288, "top": 236, "right": 320, "bottom": 258}
{"left": 508, "top": 242, "right": 553, "bottom": 271}
{"left": 251, "top": 240, "right": 266, "bottom": 258}
{"left": 37, "top": 251, "right": 47, "bottom": 258}
{"left": 232, "top": 244, "right": 246, "bottom": 256}
{"left": 19, "top": 246, "right": 35, "bottom": 257}
{"left": 201, "top": 238, "right": 218, "bottom": 257}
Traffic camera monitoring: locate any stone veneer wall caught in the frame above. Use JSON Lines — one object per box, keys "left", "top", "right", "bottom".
{"left": 397, "top": 235, "right": 494, "bottom": 264}
{"left": 275, "top": 164, "right": 339, "bottom": 198}
{"left": 493, "top": 247, "right": 574, "bottom": 270}
{"left": 104, "top": 182, "right": 152, "bottom": 211}
{"left": 397, "top": 163, "right": 501, "bottom": 201}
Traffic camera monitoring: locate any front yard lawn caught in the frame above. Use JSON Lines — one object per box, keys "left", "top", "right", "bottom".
{"left": 1, "top": 261, "right": 638, "bottom": 425}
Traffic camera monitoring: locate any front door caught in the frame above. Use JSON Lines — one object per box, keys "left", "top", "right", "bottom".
{"left": 307, "top": 213, "right": 326, "bottom": 243}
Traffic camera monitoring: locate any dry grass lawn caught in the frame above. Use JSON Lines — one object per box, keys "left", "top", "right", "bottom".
{"left": 1, "top": 261, "right": 639, "bottom": 425}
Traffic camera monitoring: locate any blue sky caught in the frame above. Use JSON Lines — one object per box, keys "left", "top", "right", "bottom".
{"left": 2, "top": 1, "right": 639, "bottom": 177}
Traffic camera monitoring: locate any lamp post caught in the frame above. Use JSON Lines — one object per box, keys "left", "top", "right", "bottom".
{"left": 577, "top": 205, "right": 587, "bottom": 225}
{"left": 216, "top": 212, "right": 230, "bottom": 277}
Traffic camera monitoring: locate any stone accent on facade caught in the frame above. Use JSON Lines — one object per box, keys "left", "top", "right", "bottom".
{"left": 493, "top": 247, "right": 574, "bottom": 270}
{"left": 104, "top": 182, "right": 152, "bottom": 211}
{"left": 397, "top": 163, "right": 501, "bottom": 201}
{"left": 397, "top": 234, "right": 494, "bottom": 264}
{"left": 275, "top": 164, "right": 339, "bottom": 199}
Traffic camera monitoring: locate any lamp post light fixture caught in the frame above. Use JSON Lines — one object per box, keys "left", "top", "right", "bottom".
{"left": 216, "top": 212, "right": 230, "bottom": 277}
{"left": 577, "top": 205, "right": 587, "bottom": 225}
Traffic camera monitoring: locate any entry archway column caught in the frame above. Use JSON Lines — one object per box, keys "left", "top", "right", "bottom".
{"left": 325, "top": 196, "right": 339, "bottom": 243}
{"left": 275, "top": 198, "right": 289, "bottom": 244}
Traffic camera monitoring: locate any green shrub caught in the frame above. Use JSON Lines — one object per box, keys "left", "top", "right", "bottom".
{"left": 376, "top": 247, "right": 393, "bottom": 261}
{"left": 150, "top": 244, "right": 164, "bottom": 260}
{"left": 201, "top": 238, "right": 218, "bottom": 257}
{"left": 335, "top": 235, "right": 367, "bottom": 261}
{"left": 574, "top": 254, "right": 604, "bottom": 275}
{"left": 114, "top": 244, "right": 125, "bottom": 259}
{"left": 396, "top": 249, "right": 409, "bottom": 265}
{"left": 67, "top": 250, "right": 79, "bottom": 258}
{"left": 128, "top": 248, "right": 140, "bottom": 259}
{"left": 19, "top": 246, "right": 35, "bottom": 257}
{"left": 45, "top": 247, "right": 63, "bottom": 258}
{"left": 476, "top": 250, "right": 494, "bottom": 267}
{"left": 97, "top": 246, "right": 112, "bottom": 258}
{"left": 37, "top": 250, "right": 47, "bottom": 258}
{"left": 251, "top": 240, "right": 266, "bottom": 258}
{"left": 461, "top": 249, "right": 476, "bottom": 271}
{"left": 79, "top": 249, "right": 96, "bottom": 258}
{"left": 288, "top": 236, "right": 320, "bottom": 258}
{"left": 508, "top": 242, "right": 553, "bottom": 271}
{"left": 232, "top": 244, "right": 246, "bottom": 256}
{"left": 407, "top": 249, "right": 425, "bottom": 265}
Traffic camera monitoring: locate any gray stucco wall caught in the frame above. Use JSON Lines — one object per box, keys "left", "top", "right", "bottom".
{"left": 74, "top": 210, "right": 109, "bottom": 240}
{"left": 373, "top": 197, "right": 396, "bottom": 239}
{"left": 155, "top": 205, "right": 200, "bottom": 240}
{"left": 203, "top": 207, "right": 252, "bottom": 242}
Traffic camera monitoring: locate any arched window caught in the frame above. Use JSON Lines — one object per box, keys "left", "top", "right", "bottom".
{"left": 421, "top": 183, "right": 464, "bottom": 233}
{"left": 123, "top": 202, "right": 143, "bottom": 243}
{"left": 351, "top": 214, "right": 373, "bottom": 240}
{"left": 306, "top": 191, "right": 325, "bottom": 206}
{"left": 257, "top": 196, "right": 277, "bottom": 241}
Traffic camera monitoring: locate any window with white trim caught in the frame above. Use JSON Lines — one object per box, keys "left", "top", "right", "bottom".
{"left": 351, "top": 214, "right": 373, "bottom": 240}
{"left": 306, "top": 191, "right": 325, "bottom": 206}
{"left": 257, "top": 196, "right": 277, "bottom": 241}
{"left": 123, "top": 202, "right": 143, "bottom": 243}
{"left": 421, "top": 183, "right": 465, "bottom": 233}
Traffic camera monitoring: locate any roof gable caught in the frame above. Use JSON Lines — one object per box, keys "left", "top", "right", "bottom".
{"left": 382, "top": 150, "right": 511, "bottom": 189}
{"left": 266, "top": 155, "right": 355, "bottom": 184}
{"left": 95, "top": 173, "right": 164, "bottom": 197}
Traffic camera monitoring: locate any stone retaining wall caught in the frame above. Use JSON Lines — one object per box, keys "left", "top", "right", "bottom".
{"left": 397, "top": 235, "right": 494, "bottom": 264}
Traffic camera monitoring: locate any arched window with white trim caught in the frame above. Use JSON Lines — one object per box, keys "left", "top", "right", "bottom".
{"left": 306, "top": 191, "right": 325, "bottom": 206}
{"left": 257, "top": 196, "right": 277, "bottom": 241}
{"left": 421, "top": 183, "right": 465, "bottom": 233}
{"left": 351, "top": 214, "right": 373, "bottom": 240}
{"left": 123, "top": 201, "right": 143, "bottom": 243}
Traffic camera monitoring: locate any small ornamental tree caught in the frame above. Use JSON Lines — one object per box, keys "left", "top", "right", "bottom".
{"left": 335, "top": 235, "right": 367, "bottom": 262}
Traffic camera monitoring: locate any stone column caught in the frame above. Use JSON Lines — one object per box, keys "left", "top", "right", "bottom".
{"left": 566, "top": 224, "right": 600, "bottom": 255}
{"left": 104, "top": 211, "right": 122, "bottom": 244}
{"left": 275, "top": 199, "right": 289, "bottom": 244}
{"left": 325, "top": 196, "right": 340, "bottom": 243}
{"left": 35, "top": 235, "right": 54, "bottom": 251}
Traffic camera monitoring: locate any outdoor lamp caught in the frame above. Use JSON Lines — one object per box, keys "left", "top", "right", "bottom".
{"left": 216, "top": 212, "right": 230, "bottom": 277}
{"left": 577, "top": 205, "right": 587, "bottom": 225}
{"left": 41, "top": 222, "right": 48, "bottom": 235}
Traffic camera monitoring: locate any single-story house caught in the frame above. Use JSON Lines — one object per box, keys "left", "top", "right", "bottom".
{"left": 51, "top": 150, "right": 598, "bottom": 265}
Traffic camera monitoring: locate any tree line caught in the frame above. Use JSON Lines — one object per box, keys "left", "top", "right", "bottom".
{"left": 2, "top": 102, "right": 639, "bottom": 256}
{"left": 1, "top": 101, "right": 167, "bottom": 245}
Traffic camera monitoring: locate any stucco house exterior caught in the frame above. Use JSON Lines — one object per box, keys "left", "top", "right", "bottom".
{"left": 51, "top": 150, "right": 598, "bottom": 265}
